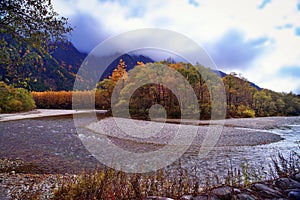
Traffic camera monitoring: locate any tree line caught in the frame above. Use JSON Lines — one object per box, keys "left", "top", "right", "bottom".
{"left": 97, "top": 59, "right": 300, "bottom": 119}
{"left": 31, "top": 59, "right": 300, "bottom": 119}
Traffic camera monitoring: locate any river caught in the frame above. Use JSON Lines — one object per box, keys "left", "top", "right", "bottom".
{"left": 0, "top": 115, "right": 299, "bottom": 184}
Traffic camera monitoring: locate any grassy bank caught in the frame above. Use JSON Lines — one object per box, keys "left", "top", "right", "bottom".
{"left": 51, "top": 150, "right": 300, "bottom": 199}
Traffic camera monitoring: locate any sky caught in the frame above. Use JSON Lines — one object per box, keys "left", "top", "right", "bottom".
{"left": 52, "top": 0, "right": 300, "bottom": 94}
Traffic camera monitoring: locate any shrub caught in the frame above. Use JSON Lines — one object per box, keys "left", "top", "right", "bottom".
{"left": 32, "top": 90, "right": 106, "bottom": 110}
{"left": 237, "top": 105, "right": 255, "bottom": 118}
{"left": 32, "top": 91, "right": 73, "bottom": 109}
{"left": 0, "top": 82, "right": 36, "bottom": 113}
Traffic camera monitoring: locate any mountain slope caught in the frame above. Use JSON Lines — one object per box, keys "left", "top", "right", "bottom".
{"left": 0, "top": 38, "right": 155, "bottom": 91}
{"left": 100, "top": 54, "right": 154, "bottom": 80}
{"left": 0, "top": 34, "right": 87, "bottom": 91}
{"left": 0, "top": 36, "right": 262, "bottom": 92}
{"left": 51, "top": 42, "right": 87, "bottom": 74}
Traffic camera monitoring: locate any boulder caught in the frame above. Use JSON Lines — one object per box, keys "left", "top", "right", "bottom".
{"left": 192, "top": 195, "right": 209, "bottom": 200}
{"left": 275, "top": 178, "right": 300, "bottom": 190}
{"left": 145, "top": 196, "right": 174, "bottom": 200}
{"left": 210, "top": 194, "right": 222, "bottom": 200}
{"left": 288, "top": 190, "right": 300, "bottom": 200}
{"left": 253, "top": 183, "right": 282, "bottom": 198}
{"left": 180, "top": 195, "right": 193, "bottom": 200}
{"left": 210, "top": 186, "right": 233, "bottom": 200}
{"left": 294, "top": 173, "right": 300, "bottom": 182}
{"left": 233, "top": 188, "right": 241, "bottom": 194}
{"left": 236, "top": 193, "right": 256, "bottom": 200}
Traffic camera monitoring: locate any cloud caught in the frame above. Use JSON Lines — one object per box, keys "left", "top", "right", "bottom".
{"left": 206, "top": 29, "right": 269, "bottom": 69}
{"left": 258, "top": 0, "right": 272, "bottom": 9}
{"left": 69, "top": 14, "right": 109, "bottom": 53}
{"left": 52, "top": 0, "right": 300, "bottom": 93}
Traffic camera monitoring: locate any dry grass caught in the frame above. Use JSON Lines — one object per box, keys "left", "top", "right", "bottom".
{"left": 51, "top": 149, "right": 300, "bottom": 200}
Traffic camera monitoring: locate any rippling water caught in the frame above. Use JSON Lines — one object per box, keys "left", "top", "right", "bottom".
{"left": 173, "top": 121, "right": 300, "bottom": 184}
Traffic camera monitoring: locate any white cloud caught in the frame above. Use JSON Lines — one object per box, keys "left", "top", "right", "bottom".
{"left": 52, "top": 0, "right": 300, "bottom": 93}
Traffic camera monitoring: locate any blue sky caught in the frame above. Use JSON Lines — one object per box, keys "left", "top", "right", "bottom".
{"left": 53, "top": 0, "right": 300, "bottom": 93}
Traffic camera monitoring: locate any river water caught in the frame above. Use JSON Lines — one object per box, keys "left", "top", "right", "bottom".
{"left": 171, "top": 119, "right": 300, "bottom": 184}
{"left": 0, "top": 115, "right": 299, "bottom": 183}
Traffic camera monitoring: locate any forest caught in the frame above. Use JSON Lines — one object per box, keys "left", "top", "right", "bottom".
{"left": 32, "top": 59, "right": 300, "bottom": 119}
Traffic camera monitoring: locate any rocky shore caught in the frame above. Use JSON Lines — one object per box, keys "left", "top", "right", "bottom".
{"left": 145, "top": 173, "right": 300, "bottom": 200}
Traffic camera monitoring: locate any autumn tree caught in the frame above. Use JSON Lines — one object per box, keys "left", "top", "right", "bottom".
{"left": 282, "top": 92, "right": 300, "bottom": 115}
{"left": 222, "top": 73, "right": 255, "bottom": 117}
{"left": 96, "top": 59, "right": 300, "bottom": 119}
{"left": 96, "top": 59, "right": 128, "bottom": 109}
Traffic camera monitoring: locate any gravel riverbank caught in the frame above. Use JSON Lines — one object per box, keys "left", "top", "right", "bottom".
{"left": 86, "top": 117, "right": 284, "bottom": 148}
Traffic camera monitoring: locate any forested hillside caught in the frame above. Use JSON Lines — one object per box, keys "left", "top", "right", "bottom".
{"left": 0, "top": 35, "right": 85, "bottom": 91}
{"left": 0, "top": 34, "right": 154, "bottom": 91}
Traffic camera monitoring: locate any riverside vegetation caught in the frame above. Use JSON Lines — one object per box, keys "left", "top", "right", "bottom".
{"left": 52, "top": 153, "right": 300, "bottom": 200}
{"left": 32, "top": 59, "right": 300, "bottom": 119}
{"left": 1, "top": 150, "right": 299, "bottom": 199}
{"left": 0, "top": 81, "right": 35, "bottom": 113}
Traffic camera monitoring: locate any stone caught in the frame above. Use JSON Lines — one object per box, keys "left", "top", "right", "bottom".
{"left": 253, "top": 183, "right": 283, "bottom": 198}
{"left": 192, "top": 195, "right": 209, "bottom": 200}
{"left": 145, "top": 196, "right": 174, "bottom": 200}
{"left": 210, "top": 194, "right": 221, "bottom": 200}
{"left": 233, "top": 188, "right": 241, "bottom": 194}
{"left": 275, "top": 178, "right": 300, "bottom": 190}
{"left": 236, "top": 194, "right": 256, "bottom": 200}
{"left": 210, "top": 186, "right": 233, "bottom": 200}
{"left": 294, "top": 173, "right": 300, "bottom": 182}
{"left": 288, "top": 190, "right": 300, "bottom": 200}
{"left": 180, "top": 195, "right": 193, "bottom": 200}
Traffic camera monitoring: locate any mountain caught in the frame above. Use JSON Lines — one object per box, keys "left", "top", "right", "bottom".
{"left": 0, "top": 34, "right": 87, "bottom": 91}
{"left": 0, "top": 37, "right": 154, "bottom": 91}
{"left": 211, "top": 69, "right": 227, "bottom": 78}
{"left": 51, "top": 42, "right": 87, "bottom": 74}
{"left": 100, "top": 54, "right": 154, "bottom": 80}
{"left": 0, "top": 36, "right": 262, "bottom": 91}
{"left": 210, "top": 70, "right": 261, "bottom": 90}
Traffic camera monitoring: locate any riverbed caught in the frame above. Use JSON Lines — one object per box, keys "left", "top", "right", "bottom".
{"left": 0, "top": 114, "right": 299, "bottom": 179}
